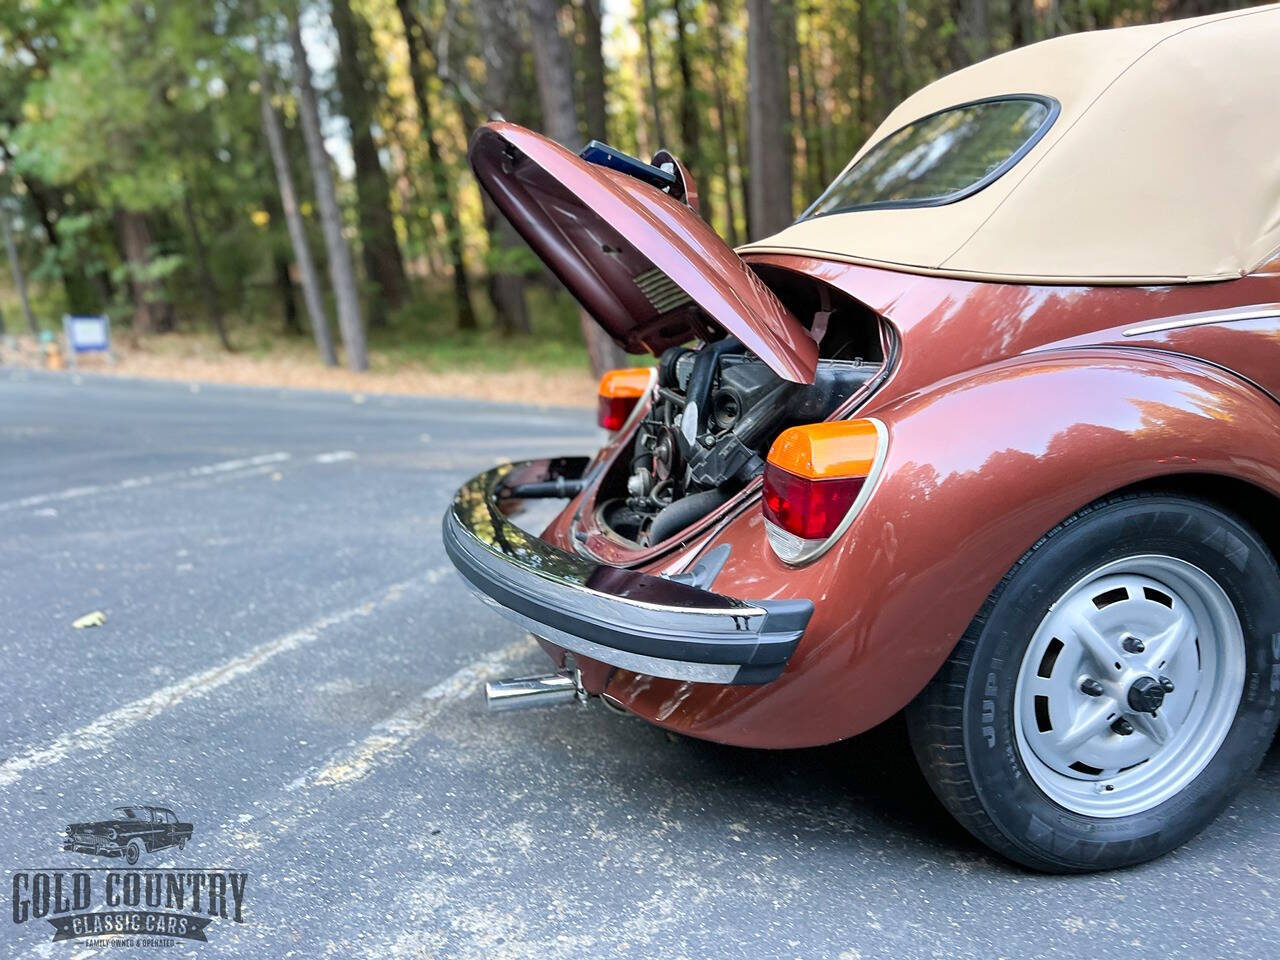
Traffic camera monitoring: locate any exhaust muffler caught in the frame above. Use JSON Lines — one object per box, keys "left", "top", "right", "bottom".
{"left": 484, "top": 667, "right": 586, "bottom": 711}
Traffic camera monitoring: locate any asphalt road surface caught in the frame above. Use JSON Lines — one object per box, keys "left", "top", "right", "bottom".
{"left": 3, "top": 368, "right": 1279, "bottom": 959}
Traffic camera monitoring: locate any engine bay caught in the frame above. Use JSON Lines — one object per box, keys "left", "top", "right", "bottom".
{"left": 595, "top": 272, "right": 885, "bottom": 548}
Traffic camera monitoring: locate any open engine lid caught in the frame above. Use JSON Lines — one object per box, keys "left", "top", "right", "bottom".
{"left": 469, "top": 122, "right": 818, "bottom": 383}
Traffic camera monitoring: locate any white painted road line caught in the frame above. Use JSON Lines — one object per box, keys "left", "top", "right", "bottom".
{"left": 0, "top": 575, "right": 425, "bottom": 789}
{"left": 172, "top": 463, "right": 282, "bottom": 489}
{"left": 294, "top": 634, "right": 538, "bottom": 790}
{"left": 0, "top": 452, "right": 292, "bottom": 512}
{"left": 0, "top": 449, "right": 365, "bottom": 513}
{"left": 313, "top": 450, "right": 357, "bottom": 463}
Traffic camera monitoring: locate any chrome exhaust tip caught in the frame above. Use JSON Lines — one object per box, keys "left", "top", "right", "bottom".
{"left": 484, "top": 669, "right": 586, "bottom": 712}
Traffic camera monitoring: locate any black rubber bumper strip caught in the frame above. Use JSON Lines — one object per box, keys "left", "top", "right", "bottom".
{"left": 442, "top": 458, "right": 812, "bottom": 684}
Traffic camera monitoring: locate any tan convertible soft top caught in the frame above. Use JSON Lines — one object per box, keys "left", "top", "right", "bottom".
{"left": 741, "top": 4, "right": 1280, "bottom": 285}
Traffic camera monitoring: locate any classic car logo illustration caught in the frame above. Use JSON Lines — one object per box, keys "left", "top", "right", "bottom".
{"left": 63, "top": 805, "right": 193, "bottom": 866}
{"left": 7, "top": 805, "right": 247, "bottom": 947}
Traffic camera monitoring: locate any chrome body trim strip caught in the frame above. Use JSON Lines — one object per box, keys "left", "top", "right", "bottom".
{"left": 1121, "top": 304, "right": 1280, "bottom": 338}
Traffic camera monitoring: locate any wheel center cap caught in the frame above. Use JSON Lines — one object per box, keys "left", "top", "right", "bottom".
{"left": 1127, "top": 675, "right": 1165, "bottom": 713}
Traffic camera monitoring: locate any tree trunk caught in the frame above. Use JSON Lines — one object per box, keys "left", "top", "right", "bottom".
{"left": 262, "top": 190, "right": 303, "bottom": 335}
{"left": 746, "top": 0, "right": 794, "bottom": 238}
{"left": 181, "top": 189, "right": 233, "bottom": 351}
{"left": 258, "top": 68, "right": 337, "bottom": 367}
{"left": 723, "top": 11, "right": 753, "bottom": 240}
{"left": 395, "top": 0, "right": 479, "bottom": 331}
{"left": 708, "top": 1, "right": 739, "bottom": 246}
{"left": 855, "top": 0, "right": 869, "bottom": 134}
{"left": 117, "top": 211, "right": 172, "bottom": 335}
{"left": 893, "top": 0, "right": 913, "bottom": 104}
{"left": 671, "top": 0, "right": 705, "bottom": 221}
{"left": 331, "top": 0, "right": 409, "bottom": 327}
{"left": 288, "top": 12, "right": 368, "bottom": 371}
{"left": 526, "top": 0, "right": 579, "bottom": 146}
{"left": 527, "top": 0, "right": 626, "bottom": 377}
{"left": 639, "top": 2, "right": 668, "bottom": 150}
{"left": 952, "top": 0, "right": 991, "bottom": 67}
{"left": 788, "top": 6, "right": 817, "bottom": 201}
{"left": 1010, "top": 0, "right": 1035, "bottom": 45}
{"left": 579, "top": 0, "right": 608, "bottom": 140}
{"left": 801, "top": 14, "right": 829, "bottom": 194}
{"left": 1, "top": 208, "right": 38, "bottom": 335}
{"left": 671, "top": 0, "right": 698, "bottom": 158}
{"left": 869, "top": 0, "right": 898, "bottom": 126}
{"left": 474, "top": 0, "right": 532, "bottom": 335}
{"left": 274, "top": 250, "right": 302, "bottom": 336}
{"left": 9, "top": 168, "right": 96, "bottom": 314}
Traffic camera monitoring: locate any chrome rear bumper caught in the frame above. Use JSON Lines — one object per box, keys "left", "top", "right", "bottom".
{"left": 442, "top": 458, "right": 811, "bottom": 684}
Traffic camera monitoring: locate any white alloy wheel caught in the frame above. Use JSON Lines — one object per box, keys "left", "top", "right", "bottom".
{"left": 1013, "top": 555, "right": 1245, "bottom": 817}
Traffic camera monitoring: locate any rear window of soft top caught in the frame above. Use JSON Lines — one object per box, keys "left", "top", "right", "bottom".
{"left": 801, "top": 96, "right": 1057, "bottom": 219}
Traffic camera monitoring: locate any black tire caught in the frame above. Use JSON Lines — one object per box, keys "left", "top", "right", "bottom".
{"left": 125, "top": 838, "right": 144, "bottom": 865}
{"left": 907, "top": 490, "right": 1280, "bottom": 872}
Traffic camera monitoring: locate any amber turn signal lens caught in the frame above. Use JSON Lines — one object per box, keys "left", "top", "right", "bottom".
{"left": 763, "top": 419, "right": 884, "bottom": 563}
{"left": 766, "top": 419, "right": 880, "bottom": 479}
{"left": 597, "top": 367, "right": 652, "bottom": 430}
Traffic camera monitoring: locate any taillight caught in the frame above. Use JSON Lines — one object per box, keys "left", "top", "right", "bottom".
{"left": 762, "top": 419, "right": 885, "bottom": 564}
{"left": 597, "top": 367, "right": 653, "bottom": 430}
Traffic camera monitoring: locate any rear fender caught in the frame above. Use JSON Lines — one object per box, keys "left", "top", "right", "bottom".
{"left": 607, "top": 348, "right": 1280, "bottom": 747}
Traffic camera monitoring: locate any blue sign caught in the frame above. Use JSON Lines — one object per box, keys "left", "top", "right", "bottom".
{"left": 63, "top": 315, "right": 110, "bottom": 353}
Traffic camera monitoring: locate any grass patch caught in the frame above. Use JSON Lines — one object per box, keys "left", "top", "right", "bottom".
{"left": 372, "top": 284, "right": 590, "bottom": 372}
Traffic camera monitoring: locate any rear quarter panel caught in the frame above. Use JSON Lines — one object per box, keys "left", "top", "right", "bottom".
{"left": 538, "top": 259, "right": 1280, "bottom": 747}
{"left": 600, "top": 348, "right": 1280, "bottom": 747}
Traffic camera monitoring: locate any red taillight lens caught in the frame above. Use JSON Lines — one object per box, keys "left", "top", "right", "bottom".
{"left": 762, "top": 419, "right": 884, "bottom": 563}
{"left": 597, "top": 394, "right": 639, "bottom": 431}
{"left": 762, "top": 465, "right": 865, "bottom": 541}
{"left": 597, "top": 367, "right": 652, "bottom": 430}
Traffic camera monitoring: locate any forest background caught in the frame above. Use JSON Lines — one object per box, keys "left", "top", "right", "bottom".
{"left": 0, "top": 0, "right": 1247, "bottom": 399}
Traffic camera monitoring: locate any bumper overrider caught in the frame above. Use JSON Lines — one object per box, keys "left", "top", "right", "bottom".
{"left": 442, "top": 458, "right": 813, "bottom": 684}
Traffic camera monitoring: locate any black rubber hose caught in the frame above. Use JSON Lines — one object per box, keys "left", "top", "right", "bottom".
{"left": 646, "top": 487, "right": 728, "bottom": 546}
{"left": 685, "top": 336, "right": 743, "bottom": 432}
{"left": 658, "top": 345, "right": 693, "bottom": 389}
{"left": 732, "top": 380, "right": 797, "bottom": 447}
{"left": 503, "top": 478, "right": 586, "bottom": 499}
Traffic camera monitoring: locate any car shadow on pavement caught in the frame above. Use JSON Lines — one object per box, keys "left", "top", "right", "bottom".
{"left": 640, "top": 721, "right": 1280, "bottom": 869}
{"left": 1258, "top": 731, "right": 1280, "bottom": 777}
{"left": 651, "top": 712, "right": 988, "bottom": 861}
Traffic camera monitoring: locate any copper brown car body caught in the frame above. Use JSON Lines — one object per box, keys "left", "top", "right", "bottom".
{"left": 445, "top": 6, "right": 1280, "bottom": 870}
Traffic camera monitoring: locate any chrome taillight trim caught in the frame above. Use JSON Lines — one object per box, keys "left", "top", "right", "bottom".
{"left": 764, "top": 417, "right": 890, "bottom": 566}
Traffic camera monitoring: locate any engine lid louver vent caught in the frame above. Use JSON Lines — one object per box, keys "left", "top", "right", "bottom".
{"left": 635, "top": 267, "right": 694, "bottom": 315}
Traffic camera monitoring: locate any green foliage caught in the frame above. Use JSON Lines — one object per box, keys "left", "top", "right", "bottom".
{"left": 18, "top": 1, "right": 208, "bottom": 209}
{"left": 112, "top": 251, "right": 185, "bottom": 290}
{"left": 28, "top": 211, "right": 104, "bottom": 285}
{"left": 375, "top": 284, "right": 587, "bottom": 370}
{"left": 0, "top": 0, "right": 1254, "bottom": 366}
{"left": 484, "top": 242, "right": 542, "bottom": 277}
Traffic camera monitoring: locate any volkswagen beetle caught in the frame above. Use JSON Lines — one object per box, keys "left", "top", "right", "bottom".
{"left": 443, "top": 5, "right": 1280, "bottom": 871}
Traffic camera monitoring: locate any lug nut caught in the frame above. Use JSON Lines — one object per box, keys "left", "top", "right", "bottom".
{"left": 1111, "top": 717, "right": 1135, "bottom": 736}
{"left": 1159, "top": 676, "right": 1175, "bottom": 694}
{"left": 1080, "top": 678, "right": 1104, "bottom": 697}
{"left": 1122, "top": 636, "right": 1146, "bottom": 654}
